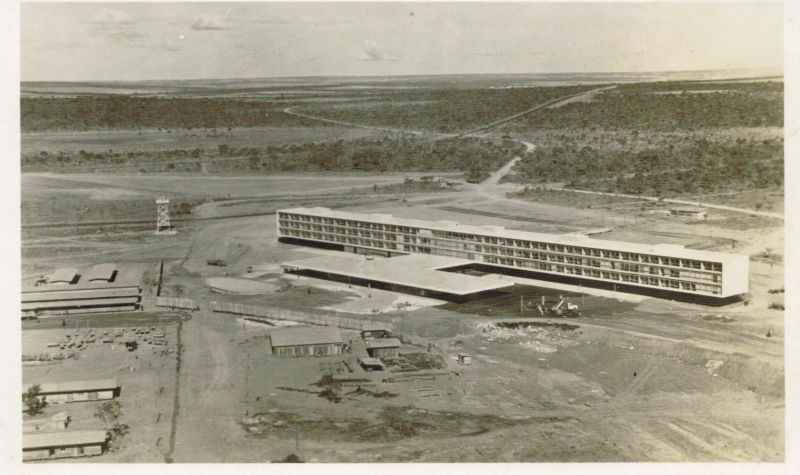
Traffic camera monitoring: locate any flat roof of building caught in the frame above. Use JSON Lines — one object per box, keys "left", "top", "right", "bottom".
{"left": 280, "top": 207, "right": 745, "bottom": 264}
{"left": 269, "top": 326, "right": 344, "bottom": 348}
{"left": 365, "top": 338, "right": 402, "bottom": 349}
{"left": 22, "top": 280, "right": 139, "bottom": 295}
{"left": 48, "top": 268, "right": 78, "bottom": 284}
{"left": 283, "top": 253, "right": 514, "bottom": 296}
{"left": 358, "top": 356, "right": 385, "bottom": 367}
{"left": 24, "top": 378, "right": 119, "bottom": 395}
{"left": 22, "top": 287, "right": 140, "bottom": 303}
{"left": 23, "top": 430, "right": 108, "bottom": 450}
{"left": 86, "top": 263, "right": 117, "bottom": 282}
{"left": 21, "top": 297, "right": 140, "bottom": 311}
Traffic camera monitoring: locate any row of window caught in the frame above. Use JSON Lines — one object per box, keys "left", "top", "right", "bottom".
{"left": 280, "top": 228, "right": 723, "bottom": 294}
{"left": 488, "top": 257, "right": 718, "bottom": 294}
{"left": 278, "top": 215, "right": 724, "bottom": 272}
{"left": 273, "top": 344, "right": 339, "bottom": 357}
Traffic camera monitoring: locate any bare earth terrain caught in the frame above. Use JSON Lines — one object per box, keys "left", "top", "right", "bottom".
{"left": 20, "top": 76, "right": 784, "bottom": 463}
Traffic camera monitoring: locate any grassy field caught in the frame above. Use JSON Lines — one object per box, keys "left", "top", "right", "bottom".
{"left": 21, "top": 173, "right": 446, "bottom": 227}
{"left": 21, "top": 95, "right": 333, "bottom": 131}
{"left": 22, "top": 126, "right": 379, "bottom": 154}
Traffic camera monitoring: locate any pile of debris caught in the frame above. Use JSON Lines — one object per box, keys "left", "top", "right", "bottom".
{"left": 476, "top": 321, "right": 580, "bottom": 352}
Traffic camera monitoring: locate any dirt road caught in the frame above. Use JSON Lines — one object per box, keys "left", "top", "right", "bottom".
{"left": 548, "top": 186, "right": 785, "bottom": 220}
{"left": 171, "top": 308, "right": 247, "bottom": 462}
{"left": 478, "top": 141, "right": 534, "bottom": 187}
{"left": 457, "top": 85, "right": 616, "bottom": 137}
{"left": 283, "top": 106, "right": 440, "bottom": 137}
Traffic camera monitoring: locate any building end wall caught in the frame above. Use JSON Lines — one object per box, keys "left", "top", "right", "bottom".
{"left": 722, "top": 255, "right": 750, "bottom": 297}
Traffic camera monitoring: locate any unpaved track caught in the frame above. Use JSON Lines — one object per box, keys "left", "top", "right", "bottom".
{"left": 283, "top": 106, "right": 438, "bottom": 137}
{"left": 171, "top": 308, "right": 246, "bottom": 462}
{"left": 457, "top": 85, "right": 616, "bottom": 137}
{"left": 549, "top": 186, "right": 784, "bottom": 220}
{"left": 164, "top": 320, "right": 183, "bottom": 463}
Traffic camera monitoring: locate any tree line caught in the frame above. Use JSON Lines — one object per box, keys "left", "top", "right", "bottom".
{"left": 22, "top": 136, "right": 525, "bottom": 178}
{"left": 21, "top": 96, "right": 325, "bottom": 131}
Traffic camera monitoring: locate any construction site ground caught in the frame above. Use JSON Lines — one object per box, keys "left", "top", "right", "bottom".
{"left": 20, "top": 172, "right": 785, "bottom": 462}
{"left": 22, "top": 314, "right": 185, "bottom": 462}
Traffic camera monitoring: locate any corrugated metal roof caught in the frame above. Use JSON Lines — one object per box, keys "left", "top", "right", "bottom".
{"left": 23, "top": 430, "right": 108, "bottom": 450}
{"left": 364, "top": 338, "right": 402, "bottom": 349}
{"left": 280, "top": 207, "right": 746, "bottom": 264}
{"left": 269, "top": 326, "right": 343, "bottom": 348}
{"left": 86, "top": 263, "right": 117, "bottom": 282}
{"left": 24, "top": 378, "right": 119, "bottom": 395}
{"left": 48, "top": 268, "right": 78, "bottom": 284}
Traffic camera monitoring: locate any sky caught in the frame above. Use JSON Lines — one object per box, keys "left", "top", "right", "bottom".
{"left": 20, "top": 2, "right": 784, "bottom": 81}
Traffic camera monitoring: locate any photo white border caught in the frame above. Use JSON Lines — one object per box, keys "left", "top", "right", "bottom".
{"left": 1, "top": 1, "right": 794, "bottom": 475}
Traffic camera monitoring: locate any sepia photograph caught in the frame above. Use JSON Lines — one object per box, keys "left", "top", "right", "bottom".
{"left": 6, "top": 0, "right": 791, "bottom": 467}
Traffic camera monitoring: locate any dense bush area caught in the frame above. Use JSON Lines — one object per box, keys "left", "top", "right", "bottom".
{"left": 21, "top": 136, "right": 524, "bottom": 177}
{"left": 21, "top": 96, "right": 324, "bottom": 131}
{"left": 21, "top": 85, "right": 596, "bottom": 133}
{"left": 504, "top": 82, "right": 783, "bottom": 131}
{"left": 508, "top": 138, "right": 783, "bottom": 197}
{"left": 298, "top": 85, "right": 596, "bottom": 133}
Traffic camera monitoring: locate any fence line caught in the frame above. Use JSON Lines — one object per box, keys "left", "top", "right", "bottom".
{"left": 156, "top": 297, "right": 199, "bottom": 311}
{"left": 210, "top": 301, "right": 391, "bottom": 331}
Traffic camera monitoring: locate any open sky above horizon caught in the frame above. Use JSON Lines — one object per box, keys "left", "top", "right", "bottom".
{"left": 21, "top": 2, "right": 784, "bottom": 82}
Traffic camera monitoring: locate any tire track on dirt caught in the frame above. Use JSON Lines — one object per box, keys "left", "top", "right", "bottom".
{"left": 164, "top": 318, "right": 184, "bottom": 463}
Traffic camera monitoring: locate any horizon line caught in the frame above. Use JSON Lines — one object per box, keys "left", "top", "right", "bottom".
{"left": 20, "top": 66, "right": 783, "bottom": 84}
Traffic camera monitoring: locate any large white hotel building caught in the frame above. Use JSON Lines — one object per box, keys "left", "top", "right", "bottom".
{"left": 277, "top": 207, "right": 749, "bottom": 303}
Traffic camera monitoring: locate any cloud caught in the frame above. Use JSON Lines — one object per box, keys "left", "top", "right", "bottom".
{"left": 86, "top": 8, "right": 147, "bottom": 46}
{"left": 89, "top": 8, "right": 134, "bottom": 26}
{"left": 360, "top": 40, "right": 399, "bottom": 62}
{"left": 191, "top": 10, "right": 232, "bottom": 31}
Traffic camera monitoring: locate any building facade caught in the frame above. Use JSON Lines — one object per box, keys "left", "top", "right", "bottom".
{"left": 277, "top": 207, "right": 749, "bottom": 302}
{"left": 24, "top": 379, "right": 120, "bottom": 404}
{"left": 269, "top": 326, "right": 345, "bottom": 357}
{"left": 23, "top": 430, "right": 109, "bottom": 461}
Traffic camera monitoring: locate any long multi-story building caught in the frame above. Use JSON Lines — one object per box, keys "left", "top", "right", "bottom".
{"left": 277, "top": 207, "right": 749, "bottom": 303}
